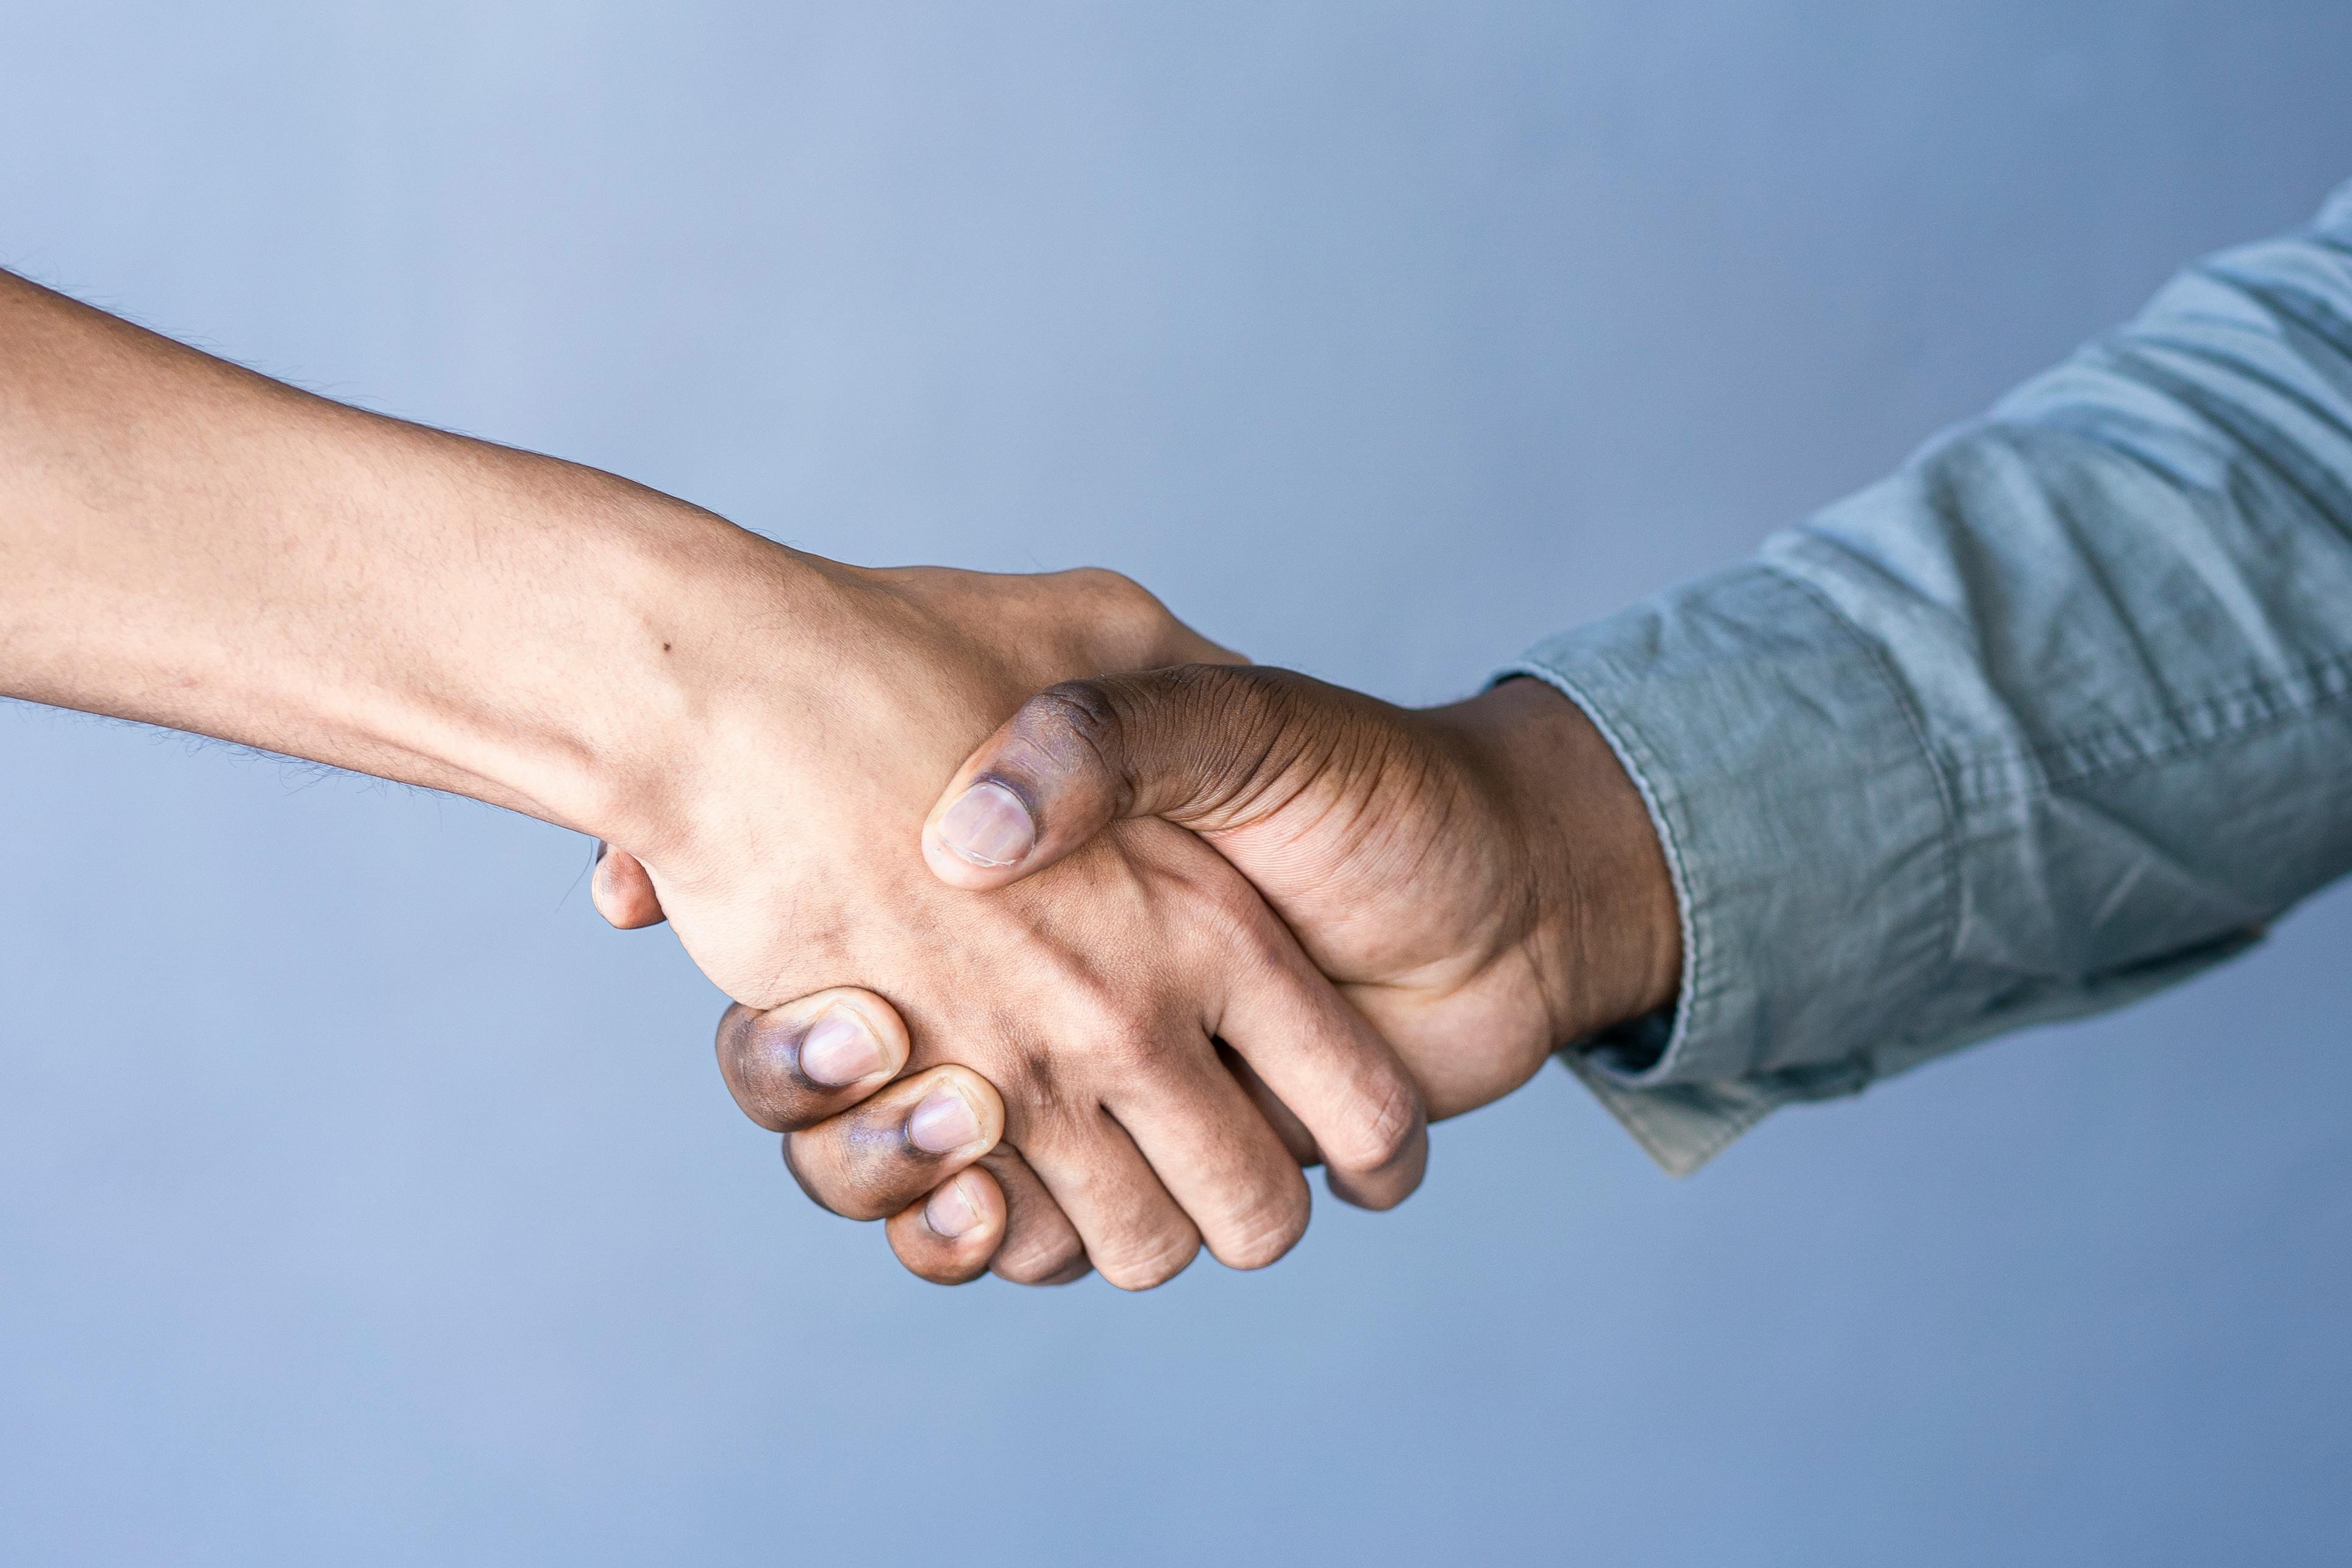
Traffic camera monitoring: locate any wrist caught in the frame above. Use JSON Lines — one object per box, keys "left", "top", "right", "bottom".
{"left": 1453, "top": 678, "right": 1682, "bottom": 1044}
{"left": 569, "top": 519, "right": 872, "bottom": 863}
{"left": 0, "top": 264, "right": 885, "bottom": 863}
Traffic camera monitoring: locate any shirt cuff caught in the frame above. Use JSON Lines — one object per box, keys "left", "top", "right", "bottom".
{"left": 1498, "top": 561, "right": 1956, "bottom": 1174}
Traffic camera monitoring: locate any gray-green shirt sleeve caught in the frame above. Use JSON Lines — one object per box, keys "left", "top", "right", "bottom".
{"left": 1504, "top": 180, "right": 2352, "bottom": 1175}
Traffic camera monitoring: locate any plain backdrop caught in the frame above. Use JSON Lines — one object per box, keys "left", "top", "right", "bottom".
{"left": 4, "top": 5, "right": 2348, "bottom": 1564}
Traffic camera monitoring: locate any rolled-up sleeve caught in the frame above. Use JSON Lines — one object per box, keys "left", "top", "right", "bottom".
{"left": 1505, "top": 180, "right": 2352, "bottom": 1174}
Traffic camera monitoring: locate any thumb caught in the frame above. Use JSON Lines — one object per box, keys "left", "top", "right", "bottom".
{"left": 590, "top": 843, "right": 669, "bottom": 929}
{"left": 922, "top": 664, "right": 1313, "bottom": 891}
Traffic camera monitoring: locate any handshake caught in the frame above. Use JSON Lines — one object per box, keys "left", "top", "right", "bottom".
{"left": 18, "top": 190, "right": 2342, "bottom": 1292}
{"left": 580, "top": 565, "right": 1681, "bottom": 1289}
{"left": 4, "top": 265, "right": 1682, "bottom": 1288}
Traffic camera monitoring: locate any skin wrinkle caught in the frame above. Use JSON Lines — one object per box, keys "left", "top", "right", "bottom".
{"left": 1173, "top": 668, "right": 1304, "bottom": 825}
{"left": 1224, "top": 716, "right": 1474, "bottom": 981}
{"left": 1211, "top": 672, "right": 1351, "bottom": 830}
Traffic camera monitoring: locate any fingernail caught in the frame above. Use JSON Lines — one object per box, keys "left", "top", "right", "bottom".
{"left": 925, "top": 1175, "right": 984, "bottom": 1239}
{"left": 908, "top": 1086, "right": 982, "bottom": 1154}
{"left": 936, "top": 781, "right": 1035, "bottom": 868}
{"left": 799, "top": 1008, "right": 886, "bottom": 1086}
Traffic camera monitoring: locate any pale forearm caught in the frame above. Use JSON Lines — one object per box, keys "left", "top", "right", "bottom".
{"left": 0, "top": 268, "right": 834, "bottom": 843}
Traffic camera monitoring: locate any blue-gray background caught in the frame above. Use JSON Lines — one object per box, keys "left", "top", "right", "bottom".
{"left": 4, "top": 4, "right": 2348, "bottom": 1564}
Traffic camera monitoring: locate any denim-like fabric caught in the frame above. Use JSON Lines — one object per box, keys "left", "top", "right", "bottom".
{"left": 1506, "top": 182, "right": 2352, "bottom": 1175}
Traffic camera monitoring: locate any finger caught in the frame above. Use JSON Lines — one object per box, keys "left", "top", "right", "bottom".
{"left": 1219, "top": 1042, "right": 1321, "bottom": 1167}
{"left": 1103, "top": 1034, "right": 1312, "bottom": 1272}
{"left": 1014, "top": 1103, "right": 1201, "bottom": 1291}
{"left": 980, "top": 1147, "right": 1092, "bottom": 1286}
{"left": 883, "top": 1167, "right": 1007, "bottom": 1286}
{"left": 783, "top": 1064, "right": 1005, "bottom": 1222}
{"left": 591, "top": 843, "right": 668, "bottom": 928}
{"left": 922, "top": 665, "right": 1322, "bottom": 891}
{"left": 1213, "top": 899, "right": 1428, "bottom": 1212}
{"left": 715, "top": 989, "right": 910, "bottom": 1133}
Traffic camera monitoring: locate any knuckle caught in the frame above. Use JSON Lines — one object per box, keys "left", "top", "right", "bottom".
{"left": 1096, "top": 1228, "right": 1202, "bottom": 1292}
{"left": 1032, "top": 568, "right": 1182, "bottom": 676}
{"left": 1069, "top": 565, "right": 1160, "bottom": 621}
{"left": 991, "top": 1228, "right": 1088, "bottom": 1286}
{"left": 1204, "top": 880, "right": 1286, "bottom": 962}
{"left": 1212, "top": 1186, "right": 1310, "bottom": 1272}
{"left": 1325, "top": 1072, "right": 1425, "bottom": 1175}
{"left": 1018, "top": 680, "right": 1125, "bottom": 768}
